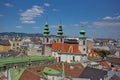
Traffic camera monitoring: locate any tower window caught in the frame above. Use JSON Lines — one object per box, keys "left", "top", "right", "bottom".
{"left": 58, "top": 57, "right": 61, "bottom": 62}
{"left": 47, "top": 38, "right": 49, "bottom": 42}
{"left": 83, "top": 48, "right": 85, "bottom": 51}
{"left": 83, "top": 40, "right": 85, "bottom": 45}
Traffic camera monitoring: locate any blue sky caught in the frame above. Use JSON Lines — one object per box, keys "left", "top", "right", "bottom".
{"left": 0, "top": 0, "right": 120, "bottom": 39}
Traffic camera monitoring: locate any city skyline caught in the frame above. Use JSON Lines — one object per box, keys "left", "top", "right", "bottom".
{"left": 0, "top": 0, "right": 120, "bottom": 39}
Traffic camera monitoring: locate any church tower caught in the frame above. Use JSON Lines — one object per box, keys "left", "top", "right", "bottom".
{"left": 78, "top": 25, "right": 87, "bottom": 54}
{"left": 43, "top": 19, "right": 51, "bottom": 44}
{"left": 56, "top": 22, "right": 64, "bottom": 43}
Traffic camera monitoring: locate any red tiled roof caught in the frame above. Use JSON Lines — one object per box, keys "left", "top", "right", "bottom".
{"left": 100, "top": 61, "right": 111, "bottom": 69}
{"left": 19, "top": 63, "right": 84, "bottom": 80}
{"left": 88, "top": 49, "right": 101, "bottom": 59}
{"left": 45, "top": 63, "right": 84, "bottom": 78}
{"left": 19, "top": 69, "right": 41, "bottom": 80}
{"left": 64, "top": 63, "right": 84, "bottom": 78}
{"left": 52, "top": 43, "right": 81, "bottom": 54}
{"left": 0, "top": 75, "right": 7, "bottom": 80}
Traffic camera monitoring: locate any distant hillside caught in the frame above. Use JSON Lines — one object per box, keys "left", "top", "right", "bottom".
{"left": 0, "top": 32, "right": 57, "bottom": 37}
{"left": 0, "top": 32, "right": 43, "bottom": 37}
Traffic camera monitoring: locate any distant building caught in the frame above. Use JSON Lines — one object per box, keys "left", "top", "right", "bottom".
{"left": 93, "top": 38, "right": 117, "bottom": 51}
{"left": 0, "top": 39, "right": 11, "bottom": 52}
{"left": 27, "top": 38, "right": 43, "bottom": 56}
{"left": 0, "top": 50, "right": 19, "bottom": 58}
{"left": 9, "top": 37, "right": 23, "bottom": 51}
{"left": 108, "top": 70, "right": 120, "bottom": 80}
{"left": 86, "top": 39, "right": 94, "bottom": 53}
{"left": 106, "top": 50, "right": 120, "bottom": 66}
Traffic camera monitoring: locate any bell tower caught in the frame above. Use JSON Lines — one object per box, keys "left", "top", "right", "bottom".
{"left": 43, "top": 18, "right": 51, "bottom": 44}
{"left": 56, "top": 21, "right": 64, "bottom": 43}
{"left": 78, "top": 25, "right": 87, "bottom": 54}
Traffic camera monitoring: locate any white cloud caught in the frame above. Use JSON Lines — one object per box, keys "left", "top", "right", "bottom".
{"left": 20, "top": 5, "right": 44, "bottom": 24}
{"left": 70, "top": 22, "right": 88, "bottom": 27}
{"left": 44, "top": 3, "right": 50, "bottom": 7}
{"left": 21, "top": 21, "right": 35, "bottom": 24}
{"left": 4, "top": 3, "right": 13, "bottom": 7}
{"left": 103, "top": 15, "right": 120, "bottom": 20}
{"left": 16, "top": 26, "right": 22, "bottom": 29}
{"left": 93, "top": 22, "right": 120, "bottom": 27}
{"left": 115, "top": 15, "right": 120, "bottom": 19}
{"left": 103, "top": 16, "right": 112, "bottom": 20}
{"left": 52, "top": 9, "right": 59, "bottom": 12}
{"left": 49, "top": 25, "right": 58, "bottom": 28}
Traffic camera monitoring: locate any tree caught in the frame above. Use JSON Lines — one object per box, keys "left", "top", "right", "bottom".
{"left": 97, "top": 50, "right": 110, "bottom": 59}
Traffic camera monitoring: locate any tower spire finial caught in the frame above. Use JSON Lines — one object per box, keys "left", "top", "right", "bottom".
{"left": 59, "top": 19, "right": 62, "bottom": 26}
{"left": 57, "top": 19, "right": 63, "bottom": 37}
{"left": 45, "top": 16, "right": 48, "bottom": 25}
{"left": 43, "top": 17, "right": 50, "bottom": 36}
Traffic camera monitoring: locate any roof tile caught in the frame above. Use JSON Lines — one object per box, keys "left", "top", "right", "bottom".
{"left": 52, "top": 43, "right": 81, "bottom": 54}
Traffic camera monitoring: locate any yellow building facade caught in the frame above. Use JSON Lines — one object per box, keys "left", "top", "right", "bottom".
{"left": 0, "top": 45, "right": 11, "bottom": 52}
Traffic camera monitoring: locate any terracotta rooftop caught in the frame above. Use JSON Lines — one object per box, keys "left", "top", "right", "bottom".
{"left": 19, "top": 69, "right": 41, "bottom": 80}
{"left": 87, "top": 49, "right": 101, "bottom": 59}
{"left": 52, "top": 43, "right": 81, "bottom": 54}
{"left": 100, "top": 61, "right": 111, "bottom": 69}
{"left": 64, "top": 63, "right": 84, "bottom": 78}
{"left": 0, "top": 75, "right": 7, "bottom": 80}
{"left": 19, "top": 63, "right": 84, "bottom": 80}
